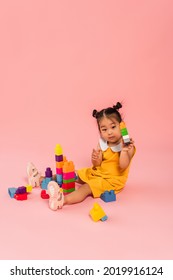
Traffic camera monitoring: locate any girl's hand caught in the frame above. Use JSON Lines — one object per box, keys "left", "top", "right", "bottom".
{"left": 122, "top": 138, "right": 135, "bottom": 151}
{"left": 91, "top": 148, "right": 102, "bottom": 166}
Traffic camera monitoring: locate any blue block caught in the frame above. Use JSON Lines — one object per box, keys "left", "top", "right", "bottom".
{"left": 41, "top": 177, "right": 52, "bottom": 190}
{"left": 101, "top": 215, "right": 108, "bottom": 221}
{"left": 100, "top": 190, "right": 116, "bottom": 203}
{"left": 8, "top": 188, "right": 17, "bottom": 198}
{"left": 56, "top": 174, "right": 63, "bottom": 185}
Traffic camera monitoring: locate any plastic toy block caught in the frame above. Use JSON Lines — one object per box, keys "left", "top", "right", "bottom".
{"left": 120, "top": 121, "right": 130, "bottom": 145}
{"left": 62, "top": 182, "right": 75, "bottom": 189}
{"left": 55, "top": 154, "right": 63, "bottom": 162}
{"left": 8, "top": 188, "right": 17, "bottom": 198}
{"left": 26, "top": 185, "right": 32, "bottom": 192}
{"left": 123, "top": 135, "right": 130, "bottom": 140}
{"left": 62, "top": 187, "right": 75, "bottom": 193}
{"left": 14, "top": 193, "right": 27, "bottom": 200}
{"left": 56, "top": 174, "right": 63, "bottom": 185}
{"left": 56, "top": 168, "right": 63, "bottom": 175}
{"left": 41, "top": 190, "right": 50, "bottom": 199}
{"left": 54, "top": 144, "right": 63, "bottom": 156}
{"left": 63, "top": 161, "right": 75, "bottom": 173}
{"left": 15, "top": 186, "right": 27, "bottom": 194}
{"left": 123, "top": 135, "right": 130, "bottom": 143}
{"left": 45, "top": 167, "right": 53, "bottom": 178}
{"left": 119, "top": 122, "right": 126, "bottom": 129}
{"left": 120, "top": 128, "right": 128, "bottom": 136}
{"left": 41, "top": 177, "right": 53, "bottom": 190}
{"left": 120, "top": 122, "right": 129, "bottom": 135}
{"left": 89, "top": 203, "right": 107, "bottom": 222}
{"left": 100, "top": 190, "right": 116, "bottom": 202}
{"left": 56, "top": 162, "right": 64, "bottom": 169}
{"left": 63, "top": 171, "right": 76, "bottom": 180}
{"left": 63, "top": 178, "right": 76, "bottom": 184}
{"left": 101, "top": 215, "right": 108, "bottom": 221}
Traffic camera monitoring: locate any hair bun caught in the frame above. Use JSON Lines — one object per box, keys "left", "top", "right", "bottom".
{"left": 113, "top": 102, "right": 122, "bottom": 110}
{"left": 92, "top": 109, "right": 98, "bottom": 118}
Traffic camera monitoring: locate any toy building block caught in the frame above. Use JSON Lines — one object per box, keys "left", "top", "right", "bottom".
{"left": 62, "top": 182, "right": 75, "bottom": 189}
{"left": 63, "top": 161, "right": 75, "bottom": 173}
{"left": 100, "top": 190, "right": 116, "bottom": 203}
{"left": 62, "top": 178, "right": 76, "bottom": 183}
{"left": 55, "top": 154, "right": 63, "bottom": 162}
{"left": 14, "top": 193, "right": 27, "bottom": 200}
{"left": 89, "top": 203, "right": 108, "bottom": 222}
{"left": 62, "top": 162, "right": 76, "bottom": 183}
{"left": 100, "top": 215, "right": 108, "bottom": 221}
{"left": 8, "top": 188, "right": 17, "bottom": 198}
{"left": 45, "top": 167, "right": 52, "bottom": 178}
{"left": 8, "top": 185, "right": 32, "bottom": 199}
{"left": 54, "top": 144, "right": 63, "bottom": 156}
{"left": 41, "top": 178, "right": 49, "bottom": 190}
{"left": 56, "top": 175, "right": 63, "bottom": 185}
{"left": 62, "top": 188, "right": 75, "bottom": 195}
{"left": 41, "top": 167, "right": 53, "bottom": 189}
{"left": 55, "top": 144, "right": 64, "bottom": 185}
{"left": 63, "top": 171, "right": 76, "bottom": 180}
{"left": 56, "top": 161, "right": 64, "bottom": 168}
{"left": 120, "top": 121, "right": 131, "bottom": 145}
{"left": 15, "top": 186, "right": 27, "bottom": 194}
{"left": 62, "top": 161, "right": 76, "bottom": 195}
{"left": 26, "top": 185, "right": 32, "bottom": 192}
{"left": 41, "top": 190, "right": 50, "bottom": 199}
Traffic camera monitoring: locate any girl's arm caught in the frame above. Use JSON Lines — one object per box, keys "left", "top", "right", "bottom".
{"left": 119, "top": 139, "right": 135, "bottom": 171}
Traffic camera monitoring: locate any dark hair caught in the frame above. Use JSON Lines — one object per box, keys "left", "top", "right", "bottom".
{"left": 92, "top": 102, "right": 122, "bottom": 127}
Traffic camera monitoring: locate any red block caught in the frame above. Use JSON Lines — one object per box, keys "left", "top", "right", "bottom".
{"left": 62, "top": 182, "right": 75, "bottom": 190}
{"left": 14, "top": 193, "right": 27, "bottom": 200}
{"left": 41, "top": 190, "right": 49, "bottom": 199}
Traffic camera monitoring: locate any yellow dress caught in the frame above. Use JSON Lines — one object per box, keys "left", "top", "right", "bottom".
{"left": 77, "top": 139, "right": 135, "bottom": 198}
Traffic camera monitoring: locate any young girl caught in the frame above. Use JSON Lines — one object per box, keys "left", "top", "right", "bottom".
{"left": 27, "top": 102, "right": 135, "bottom": 210}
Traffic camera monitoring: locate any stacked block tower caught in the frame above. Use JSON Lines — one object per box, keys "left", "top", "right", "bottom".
{"left": 55, "top": 144, "right": 75, "bottom": 195}
{"left": 41, "top": 167, "right": 53, "bottom": 189}
{"left": 62, "top": 161, "right": 76, "bottom": 195}
{"left": 120, "top": 121, "right": 131, "bottom": 145}
{"left": 55, "top": 144, "right": 65, "bottom": 185}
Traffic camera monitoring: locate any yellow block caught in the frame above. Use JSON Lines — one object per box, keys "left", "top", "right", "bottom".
{"left": 26, "top": 185, "right": 32, "bottom": 192}
{"left": 89, "top": 203, "right": 106, "bottom": 222}
{"left": 55, "top": 144, "right": 63, "bottom": 155}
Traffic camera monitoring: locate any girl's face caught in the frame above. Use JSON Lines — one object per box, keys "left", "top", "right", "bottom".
{"left": 99, "top": 116, "right": 122, "bottom": 145}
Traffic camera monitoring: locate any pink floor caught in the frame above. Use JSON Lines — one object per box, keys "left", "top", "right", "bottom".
{"left": 1, "top": 149, "right": 172, "bottom": 260}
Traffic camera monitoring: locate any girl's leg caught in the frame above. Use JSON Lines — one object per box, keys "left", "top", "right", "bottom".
{"left": 64, "top": 183, "right": 92, "bottom": 205}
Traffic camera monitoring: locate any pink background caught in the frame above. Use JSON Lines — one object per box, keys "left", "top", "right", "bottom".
{"left": 0, "top": 0, "right": 173, "bottom": 259}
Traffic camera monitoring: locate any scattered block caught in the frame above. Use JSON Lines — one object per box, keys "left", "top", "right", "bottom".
{"left": 89, "top": 202, "right": 107, "bottom": 222}
{"left": 100, "top": 190, "right": 116, "bottom": 203}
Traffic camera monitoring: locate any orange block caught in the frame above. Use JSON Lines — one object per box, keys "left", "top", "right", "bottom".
{"left": 119, "top": 121, "right": 126, "bottom": 129}
{"left": 56, "top": 161, "right": 64, "bottom": 168}
{"left": 63, "top": 161, "right": 75, "bottom": 173}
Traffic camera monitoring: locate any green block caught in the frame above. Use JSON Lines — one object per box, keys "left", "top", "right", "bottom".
{"left": 63, "top": 188, "right": 75, "bottom": 193}
{"left": 121, "top": 128, "right": 128, "bottom": 136}
{"left": 63, "top": 178, "right": 76, "bottom": 183}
